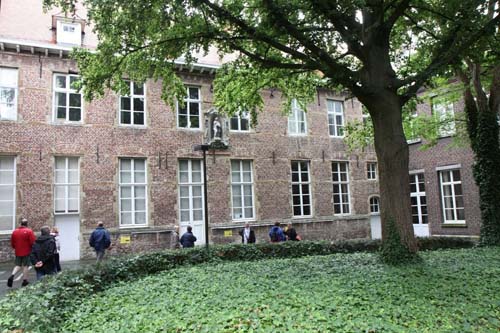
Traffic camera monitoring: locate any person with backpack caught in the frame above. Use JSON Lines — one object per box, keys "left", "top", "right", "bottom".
{"left": 89, "top": 221, "right": 112, "bottom": 262}
{"left": 268, "top": 222, "right": 286, "bottom": 243}
{"left": 30, "top": 226, "right": 56, "bottom": 280}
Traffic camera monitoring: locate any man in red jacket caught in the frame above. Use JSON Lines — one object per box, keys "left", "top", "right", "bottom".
{"left": 8, "top": 218, "right": 36, "bottom": 287}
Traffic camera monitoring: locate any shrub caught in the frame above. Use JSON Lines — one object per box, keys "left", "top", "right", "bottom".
{"left": 0, "top": 237, "right": 477, "bottom": 332}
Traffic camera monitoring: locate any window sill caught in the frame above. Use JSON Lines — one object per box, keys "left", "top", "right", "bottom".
{"left": 119, "top": 224, "right": 148, "bottom": 229}
{"left": 441, "top": 223, "right": 467, "bottom": 228}
{"left": 292, "top": 215, "right": 313, "bottom": 219}
{"left": 118, "top": 124, "right": 147, "bottom": 129}
{"left": 177, "top": 127, "right": 202, "bottom": 131}
{"left": 52, "top": 121, "right": 83, "bottom": 126}
{"left": 54, "top": 212, "right": 80, "bottom": 215}
{"left": 288, "top": 134, "right": 308, "bottom": 137}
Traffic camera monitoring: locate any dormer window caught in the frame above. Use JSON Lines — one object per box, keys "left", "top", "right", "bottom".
{"left": 56, "top": 20, "right": 82, "bottom": 46}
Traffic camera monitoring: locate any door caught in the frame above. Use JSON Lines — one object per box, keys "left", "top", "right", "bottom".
{"left": 370, "top": 215, "right": 381, "bottom": 240}
{"left": 178, "top": 159, "right": 205, "bottom": 246}
{"left": 55, "top": 215, "right": 80, "bottom": 261}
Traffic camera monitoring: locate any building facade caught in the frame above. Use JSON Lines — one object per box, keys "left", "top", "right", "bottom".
{"left": 0, "top": 0, "right": 480, "bottom": 262}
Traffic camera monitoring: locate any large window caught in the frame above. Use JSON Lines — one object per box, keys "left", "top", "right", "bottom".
{"left": 288, "top": 99, "right": 307, "bottom": 135}
{"left": 231, "top": 160, "right": 255, "bottom": 220}
{"left": 327, "top": 99, "right": 344, "bottom": 137}
{"left": 367, "top": 162, "right": 377, "bottom": 180}
{"left": 0, "top": 156, "right": 16, "bottom": 232}
{"left": 177, "top": 86, "right": 201, "bottom": 129}
{"left": 0, "top": 68, "right": 18, "bottom": 121}
{"left": 119, "top": 158, "right": 147, "bottom": 226}
{"left": 410, "top": 173, "right": 428, "bottom": 225}
{"left": 53, "top": 74, "right": 82, "bottom": 123}
{"left": 54, "top": 157, "right": 79, "bottom": 214}
{"left": 178, "top": 160, "right": 204, "bottom": 223}
{"left": 120, "top": 81, "right": 145, "bottom": 126}
{"left": 439, "top": 169, "right": 465, "bottom": 224}
{"left": 433, "top": 100, "right": 455, "bottom": 136}
{"left": 291, "top": 161, "right": 312, "bottom": 217}
{"left": 332, "top": 162, "right": 350, "bottom": 214}
{"left": 230, "top": 111, "right": 250, "bottom": 132}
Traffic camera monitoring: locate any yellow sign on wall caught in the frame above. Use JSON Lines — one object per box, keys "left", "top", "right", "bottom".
{"left": 120, "top": 235, "right": 131, "bottom": 244}
{"left": 224, "top": 230, "right": 233, "bottom": 237}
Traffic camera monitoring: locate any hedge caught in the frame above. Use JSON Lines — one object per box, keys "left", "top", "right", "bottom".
{"left": 0, "top": 237, "right": 476, "bottom": 333}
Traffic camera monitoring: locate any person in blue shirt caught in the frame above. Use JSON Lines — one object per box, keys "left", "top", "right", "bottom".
{"left": 89, "top": 221, "right": 111, "bottom": 262}
{"left": 269, "top": 222, "right": 286, "bottom": 243}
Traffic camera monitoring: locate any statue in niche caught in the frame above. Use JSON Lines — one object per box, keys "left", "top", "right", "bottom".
{"left": 213, "top": 117, "right": 222, "bottom": 140}
{"left": 204, "top": 108, "right": 229, "bottom": 149}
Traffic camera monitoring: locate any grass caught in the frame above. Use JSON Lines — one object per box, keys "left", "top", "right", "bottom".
{"left": 60, "top": 247, "right": 500, "bottom": 332}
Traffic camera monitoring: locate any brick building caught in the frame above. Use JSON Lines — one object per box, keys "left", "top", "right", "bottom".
{"left": 0, "top": 1, "right": 479, "bottom": 262}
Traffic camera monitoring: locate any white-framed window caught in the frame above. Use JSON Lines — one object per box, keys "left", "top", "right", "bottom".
{"left": 56, "top": 20, "right": 82, "bottom": 46}
{"left": 178, "top": 160, "right": 204, "bottom": 224}
{"left": 288, "top": 99, "right": 307, "bottom": 135}
{"left": 367, "top": 162, "right": 377, "bottom": 180}
{"left": 53, "top": 74, "right": 82, "bottom": 123}
{"left": 230, "top": 111, "right": 250, "bottom": 132}
{"left": 410, "top": 173, "right": 428, "bottom": 225}
{"left": 332, "top": 161, "right": 350, "bottom": 214}
{"left": 231, "top": 160, "right": 255, "bottom": 220}
{"left": 327, "top": 99, "right": 344, "bottom": 137}
{"left": 120, "top": 81, "right": 145, "bottom": 126}
{"left": 369, "top": 196, "right": 380, "bottom": 215}
{"left": 177, "top": 86, "right": 201, "bottom": 129}
{"left": 119, "top": 158, "right": 147, "bottom": 227}
{"left": 291, "top": 161, "right": 312, "bottom": 217}
{"left": 54, "top": 157, "right": 79, "bottom": 214}
{"left": 439, "top": 169, "right": 465, "bottom": 224}
{"left": 0, "top": 68, "right": 18, "bottom": 121}
{"left": 0, "top": 156, "right": 16, "bottom": 233}
{"left": 433, "top": 100, "right": 455, "bottom": 137}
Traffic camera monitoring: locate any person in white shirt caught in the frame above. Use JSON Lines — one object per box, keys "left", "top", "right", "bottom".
{"left": 238, "top": 223, "right": 256, "bottom": 244}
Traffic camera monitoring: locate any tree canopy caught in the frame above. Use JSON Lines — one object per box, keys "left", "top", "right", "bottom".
{"left": 44, "top": 0, "right": 500, "bottom": 258}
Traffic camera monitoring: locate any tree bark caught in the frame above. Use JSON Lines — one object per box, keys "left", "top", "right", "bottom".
{"left": 359, "top": 90, "right": 418, "bottom": 253}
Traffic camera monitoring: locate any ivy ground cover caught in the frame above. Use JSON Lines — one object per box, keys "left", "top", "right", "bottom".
{"left": 63, "top": 247, "right": 500, "bottom": 332}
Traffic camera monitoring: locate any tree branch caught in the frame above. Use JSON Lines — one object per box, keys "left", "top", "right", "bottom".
{"left": 400, "top": 13, "right": 500, "bottom": 103}
{"left": 384, "top": 0, "right": 411, "bottom": 30}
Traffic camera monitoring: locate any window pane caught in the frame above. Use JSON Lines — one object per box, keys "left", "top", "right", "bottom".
{"left": 69, "top": 93, "right": 81, "bottom": 107}
{"left": 121, "top": 198, "right": 132, "bottom": 211}
{"left": 0, "top": 186, "right": 13, "bottom": 200}
{"left": 133, "top": 98, "right": 144, "bottom": 111}
{"left": 134, "top": 83, "right": 144, "bottom": 95}
{"left": 121, "top": 111, "right": 131, "bottom": 124}
{"left": 55, "top": 75, "right": 66, "bottom": 88}
{"left": 121, "top": 212, "right": 132, "bottom": 225}
{"left": 120, "top": 187, "right": 131, "bottom": 198}
{"left": 135, "top": 212, "right": 146, "bottom": 225}
{"left": 69, "top": 108, "right": 81, "bottom": 121}
{"left": 56, "top": 92, "right": 67, "bottom": 106}
{"left": 190, "top": 115, "right": 199, "bottom": 128}
{"left": 189, "top": 102, "right": 199, "bottom": 116}
{"left": 135, "top": 198, "right": 146, "bottom": 211}
{"left": 135, "top": 186, "right": 146, "bottom": 198}
{"left": 0, "top": 171, "right": 14, "bottom": 184}
{"left": 189, "top": 87, "right": 199, "bottom": 99}
{"left": 121, "top": 97, "right": 131, "bottom": 110}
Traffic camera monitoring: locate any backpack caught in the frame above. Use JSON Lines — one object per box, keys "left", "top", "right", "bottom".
{"left": 270, "top": 228, "right": 279, "bottom": 242}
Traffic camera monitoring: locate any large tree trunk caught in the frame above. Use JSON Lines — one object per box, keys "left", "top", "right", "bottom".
{"left": 360, "top": 91, "right": 418, "bottom": 254}
{"left": 462, "top": 63, "right": 500, "bottom": 245}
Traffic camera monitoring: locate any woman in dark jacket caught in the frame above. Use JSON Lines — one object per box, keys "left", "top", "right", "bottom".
{"left": 284, "top": 223, "right": 299, "bottom": 241}
{"left": 180, "top": 226, "right": 197, "bottom": 248}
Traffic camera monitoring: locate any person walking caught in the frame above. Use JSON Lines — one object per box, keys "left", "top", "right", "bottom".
{"left": 180, "top": 226, "right": 197, "bottom": 248}
{"left": 7, "top": 218, "right": 36, "bottom": 287}
{"left": 170, "top": 225, "right": 181, "bottom": 249}
{"left": 269, "top": 222, "right": 286, "bottom": 243}
{"left": 238, "top": 223, "right": 256, "bottom": 244}
{"left": 50, "top": 227, "right": 62, "bottom": 272}
{"left": 89, "top": 221, "right": 111, "bottom": 262}
{"left": 30, "top": 226, "right": 56, "bottom": 280}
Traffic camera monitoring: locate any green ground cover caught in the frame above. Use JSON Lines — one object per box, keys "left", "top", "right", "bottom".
{"left": 62, "top": 247, "right": 500, "bottom": 333}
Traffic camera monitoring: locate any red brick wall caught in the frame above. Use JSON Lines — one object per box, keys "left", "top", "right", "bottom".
{"left": 0, "top": 51, "right": 377, "bottom": 260}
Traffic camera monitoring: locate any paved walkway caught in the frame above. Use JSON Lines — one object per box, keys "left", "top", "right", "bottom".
{"left": 0, "top": 259, "right": 94, "bottom": 297}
